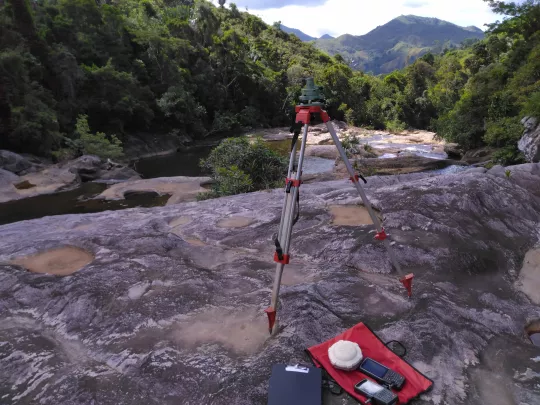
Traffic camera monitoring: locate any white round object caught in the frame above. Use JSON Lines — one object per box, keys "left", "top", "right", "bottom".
{"left": 328, "top": 340, "right": 363, "bottom": 371}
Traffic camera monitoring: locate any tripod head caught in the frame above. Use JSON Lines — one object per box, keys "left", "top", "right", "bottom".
{"left": 299, "top": 77, "right": 326, "bottom": 107}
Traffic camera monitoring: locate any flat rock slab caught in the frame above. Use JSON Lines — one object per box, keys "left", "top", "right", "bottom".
{"left": 1, "top": 165, "right": 540, "bottom": 404}
{"left": 96, "top": 176, "right": 211, "bottom": 204}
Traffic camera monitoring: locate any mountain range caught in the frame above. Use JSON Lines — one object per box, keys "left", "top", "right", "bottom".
{"left": 284, "top": 15, "right": 485, "bottom": 74}
{"left": 280, "top": 24, "right": 334, "bottom": 41}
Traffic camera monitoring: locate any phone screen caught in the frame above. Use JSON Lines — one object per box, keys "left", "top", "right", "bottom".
{"left": 362, "top": 359, "right": 388, "bottom": 378}
{"left": 359, "top": 380, "right": 384, "bottom": 395}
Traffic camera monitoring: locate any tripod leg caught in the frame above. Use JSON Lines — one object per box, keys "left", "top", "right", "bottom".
{"left": 326, "top": 122, "right": 406, "bottom": 278}
{"left": 267, "top": 124, "right": 310, "bottom": 334}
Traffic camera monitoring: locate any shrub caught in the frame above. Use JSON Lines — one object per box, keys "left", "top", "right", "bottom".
{"left": 75, "top": 114, "right": 124, "bottom": 160}
{"left": 200, "top": 137, "right": 287, "bottom": 198}
{"left": 385, "top": 119, "right": 406, "bottom": 133}
{"left": 522, "top": 91, "right": 540, "bottom": 119}
{"left": 492, "top": 145, "right": 526, "bottom": 165}
{"left": 483, "top": 117, "right": 523, "bottom": 147}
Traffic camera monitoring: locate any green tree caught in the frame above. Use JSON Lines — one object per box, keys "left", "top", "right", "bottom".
{"left": 74, "top": 114, "right": 124, "bottom": 159}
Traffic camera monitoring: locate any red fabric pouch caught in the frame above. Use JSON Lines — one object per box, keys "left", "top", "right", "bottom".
{"left": 306, "top": 322, "right": 433, "bottom": 404}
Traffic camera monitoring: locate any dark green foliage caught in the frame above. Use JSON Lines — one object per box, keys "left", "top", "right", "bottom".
{"left": 1, "top": 0, "right": 538, "bottom": 171}
{"left": 0, "top": 0, "right": 343, "bottom": 156}
{"left": 199, "top": 137, "right": 287, "bottom": 199}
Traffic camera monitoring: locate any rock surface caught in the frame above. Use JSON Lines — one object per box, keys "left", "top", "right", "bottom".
{"left": 335, "top": 156, "right": 465, "bottom": 176}
{"left": 0, "top": 155, "right": 141, "bottom": 203}
{"left": 518, "top": 116, "right": 540, "bottom": 163}
{"left": 96, "top": 176, "right": 212, "bottom": 204}
{"left": 1, "top": 165, "right": 540, "bottom": 404}
{"left": 0, "top": 150, "right": 36, "bottom": 175}
{"left": 444, "top": 143, "right": 464, "bottom": 159}
{"left": 516, "top": 248, "right": 540, "bottom": 305}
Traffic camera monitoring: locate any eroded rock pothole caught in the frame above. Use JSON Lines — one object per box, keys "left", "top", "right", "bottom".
{"left": 11, "top": 246, "right": 94, "bottom": 276}
{"left": 171, "top": 307, "right": 268, "bottom": 355}
{"left": 328, "top": 204, "right": 381, "bottom": 226}
{"left": 217, "top": 216, "right": 255, "bottom": 228}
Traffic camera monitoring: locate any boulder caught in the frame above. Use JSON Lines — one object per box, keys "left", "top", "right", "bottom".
{"left": 461, "top": 146, "right": 496, "bottom": 164}
{"left": 0, "top": 168, "right": 19, "bottom": 186}
{"left": 0, "top": 150, "right": 34, "bottom": 174}
{"left": 65, "top": 155, "right": 103, "bottom": 181}
{"left": 98, "top": 166, "right": 141, "bottom": 181}
{"left": 444, "top": 143, "right": 464, "bottom": 159}
{"left": 0, "top": 165, "right": 540, "bottom": 404}
{"left": 518, "top": 116, "right": 540, "bottom": 163}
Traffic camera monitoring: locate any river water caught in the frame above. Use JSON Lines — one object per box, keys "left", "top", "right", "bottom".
{"left": 0, "top": 182, "right": 170, "bottom": 226}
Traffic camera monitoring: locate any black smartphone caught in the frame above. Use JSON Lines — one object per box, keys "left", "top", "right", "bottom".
{"left": 354, "top": 379, "right": 398, "bottom": 405}
{"left": 358, "top": 358, "right": 405, "bottom": 390}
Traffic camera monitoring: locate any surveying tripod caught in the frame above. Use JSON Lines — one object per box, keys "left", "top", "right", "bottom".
{"left": 265, "top": 78, "right": 414, "bottom": 335}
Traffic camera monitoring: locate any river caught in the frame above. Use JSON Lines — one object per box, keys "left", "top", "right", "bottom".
{"left": 0, "top": 131, "right": 467, "bottom": 226}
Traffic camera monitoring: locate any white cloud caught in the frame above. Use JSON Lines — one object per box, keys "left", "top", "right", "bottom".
{"left": 213, "top": 0, "right": 498, "bottom": 38}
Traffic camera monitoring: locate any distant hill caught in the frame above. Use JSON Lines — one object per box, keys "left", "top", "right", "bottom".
{"left": 280, "top": 25, "right": 316, "bottom": 41}
{"left": 280, "top": 25, "right": 334, "bottom": 42}
{"left": 310, "top": 15, "right": 485, "bottom": 74}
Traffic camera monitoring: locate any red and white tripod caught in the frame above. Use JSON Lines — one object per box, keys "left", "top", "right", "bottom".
{"left": 265, "top": 99, "right": 414, "bottom": 335}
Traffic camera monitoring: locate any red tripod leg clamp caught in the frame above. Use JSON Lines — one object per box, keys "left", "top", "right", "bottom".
{"left": 286, "top": 178, "right": 302, "bottom": 187}
{"left": 375, "top": 228, "right": 387, "bottom": 241}
{"left": 274, "top": 252, "right": 290, "bottom": 264}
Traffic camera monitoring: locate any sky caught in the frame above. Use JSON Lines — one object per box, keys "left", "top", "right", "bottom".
{"left": 211, "top": 0, "right": 499, "bottom": 38}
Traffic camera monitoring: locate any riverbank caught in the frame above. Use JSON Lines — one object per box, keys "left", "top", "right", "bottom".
{"left": 0, "top": 124, "right": 480, "bottom": 225}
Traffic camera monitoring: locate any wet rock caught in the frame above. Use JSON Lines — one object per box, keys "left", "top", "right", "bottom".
{"left": 518, "top": 116, "right": 540, "bottom": 163}
{"left": 444, "top": 143, "right": 464, "bottom": 159}
{"left": 0, "top": 150, "right": 34, "bottom": 174}
{"left": 0, "top": 165, "right": 540, "bottom": 404}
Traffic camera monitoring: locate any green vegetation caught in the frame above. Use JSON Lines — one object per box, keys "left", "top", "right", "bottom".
{"left": 1, "top": 0, "right": 538, "bottom": 171}
{"left": 314, "top": 15, "right": 485, "bottom": 74}
{"left": 0, "top": 0, "right": 342, "bottom": 157}
{"left": 198, "top": 137, "right": 287, "bottom": 199}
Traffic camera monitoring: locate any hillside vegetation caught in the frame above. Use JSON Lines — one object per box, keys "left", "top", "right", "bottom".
{"left": 0, "top": 0, "right": 339, "bottom": 157}
{"left": 1, "top": 0, "right": 539, "bottom": 167}
{"left": 314, "top": 15, "right": 485, "bottom": 74}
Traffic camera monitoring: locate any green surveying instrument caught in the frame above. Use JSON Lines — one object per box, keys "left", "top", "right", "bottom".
{"left": 265, "top": 78, "right": 414, "bottom": 335}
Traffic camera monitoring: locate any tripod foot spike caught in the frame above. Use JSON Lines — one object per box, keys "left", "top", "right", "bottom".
{"left": 400, "top": 273, "right": 414, "bottom": 297}
{"left": 265, "top": 307, "right": 276, "bottom": 335}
